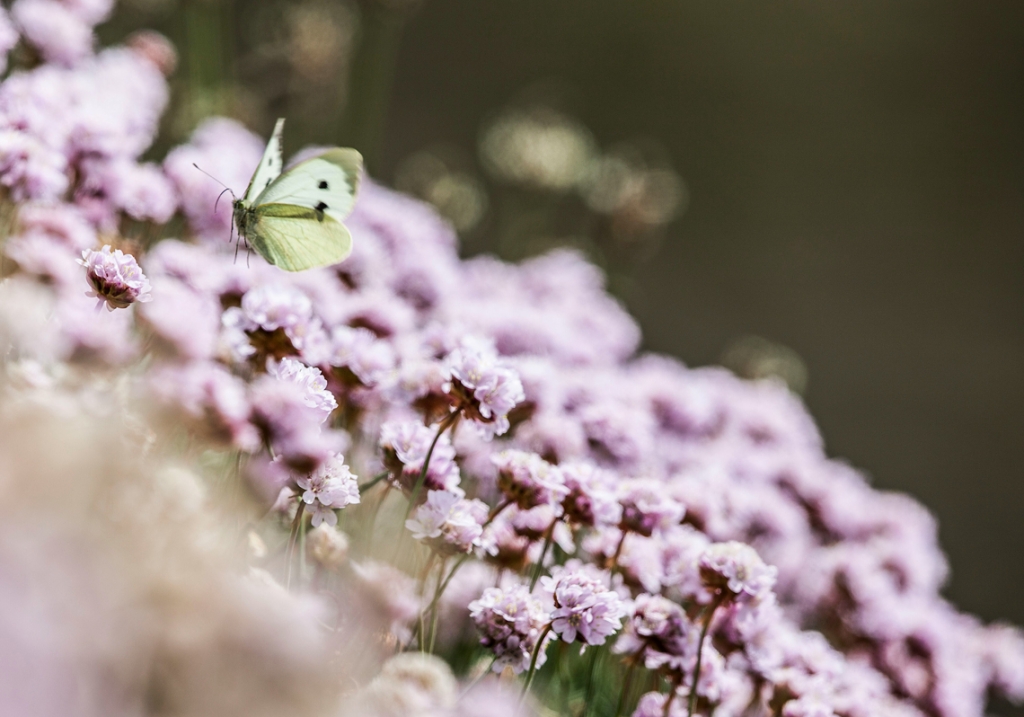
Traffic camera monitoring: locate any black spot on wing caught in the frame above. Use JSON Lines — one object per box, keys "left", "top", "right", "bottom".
{"left": 319, "top": 180, "right": 328, "bottom": 190}
{"left": 315, "top": 201, "right": 328, "bottom": 221}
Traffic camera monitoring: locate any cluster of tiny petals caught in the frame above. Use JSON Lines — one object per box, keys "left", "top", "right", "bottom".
{"left": 443, "top": 338, "right": 525, "bottom": 438}
{"left": 699, "top": 541, "right": 777, "bottom": 601}
{"left": 468, "top": 584, "right": 551, "bottom": 674}
{"left": 266, "top": 357, "right": 337, "bottom": 421}
{"left": 559, "top": 461, "right": 623, "bottom": 528}
{"left": 492, "top": 449, "right": 569, "bottom": 511}
{"left": 379, "top": 419, "right": 461, "bottom": 493}
{"left": 295, "top": 452, "right": 359, "bottom": 527}
{"left": 616, "top": 593, "right": 699, "bottom": 677}
{"left": 406, "top": 489, "right": 486, "bottom": 555}
{"left": 242, "top": 283, "right": 313, "bottom": 333}
{"left": 542, "top": 567, "right": 626, "bottom": 646}
{"left": 78, "top": 245, "right": 152, "bottom": 310}
{"left": 618, "top": 477, "right": 685, "bottom": 537}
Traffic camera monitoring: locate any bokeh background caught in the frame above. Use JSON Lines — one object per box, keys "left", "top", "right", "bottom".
{"left": 104, "top": 0, "right": 1024, "bottom": 629}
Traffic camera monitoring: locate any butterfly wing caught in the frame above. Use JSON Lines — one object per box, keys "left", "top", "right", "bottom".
{"left": 247, "top": 203, "right": 353, "bottom": 272}
{"left": 243, "top": 118, "right": 285, "bottom": 203}
{"left": 254, "top": 148, "right": 363, "bottom": 223}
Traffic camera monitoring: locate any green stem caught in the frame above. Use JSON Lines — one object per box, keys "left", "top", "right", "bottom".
{"left": 427, "top": 557, "right": 448, "bottom": 654}
{"left": 404, "top": 412, "right": 456, "bottom": 519}
{"left": 583, "top": 646, "right": 602, "bottom": 716}
{"left": 359, "top": 470, "right": 389, "bottom": 494}
{"left": 529, "top": 521, "right": 556, "bottom": 591}
{"left": 687, "top": 595, "right": 724, "bottom": 717}
{"left": 616, "top": 659, "right": 639, "bottom": 717}
{"left": 519, "top": 623, "right": 554, "bottom": 704}
{"left": 285, "top": 500, "right": 306, "bottom": 590}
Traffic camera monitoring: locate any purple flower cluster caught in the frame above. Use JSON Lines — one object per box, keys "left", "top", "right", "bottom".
{"left": 0, "top": 20, "right": 1021, "bottom": 717}
{"left": 406, "top": 490, "right": 486, "bottom": 555}
{"left": 542, "top": 567, "right": 625, "bottom": 646}
{"left": 78, "top": 245, "right": 152, "bottom": 311}
{"left": 468, "top": 584, "right": 552, "bottom": 673}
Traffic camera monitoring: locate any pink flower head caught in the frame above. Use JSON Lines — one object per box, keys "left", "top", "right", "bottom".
{"left": 632, "top": 691, "right": 686, "bottom": 717}
{"left": 78, "top": 245, "right": 152, "bottom": 310}
{"left": 242, "top": 283, "right": 313, "bottom": 333}
{"left": 699, "top": 541, "right": 777, "bottom": 602}
{"left": 295, "top": 452, "right": 359, "bottom": 527}
{"left": 443, "top": 338, "right": 525, "bottom": 438}
{"left": 0, "top": 8, "right": 19, "bottom": 75}
{"left": 616, "top": 593, "right": 698, "bottom": 677}
{"left": 468, "top": 584, "right": 551, "bottom": 674}
{"left": 542, "top": 568, "right": 625, "bottom": 647}
{"left": 618, "top": 477, "right": 685, "bottom": 537}
{"left": 12, "top": 0, "right": 94, "bottom": 66}
{"left": 379, "top": 419, "right": 461, "bottom": 495}
{"left": 405, "top": 490, "right": 486, "bottom": 555}
{"left": 265, "top": 357, "right": 337, "bottom": 421}
{"left": 330, "top": 325, "right": 396, "bottom": 387}
{"left": 492, "top": 449, "right": 568, "bottom": 511}
{"left": 559, "top": 461, "right": 623, "bottom": 528}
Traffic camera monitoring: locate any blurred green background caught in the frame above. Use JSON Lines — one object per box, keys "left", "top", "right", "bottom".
{"left": 107, "top": 0, "right": 1024, "bottom": 628}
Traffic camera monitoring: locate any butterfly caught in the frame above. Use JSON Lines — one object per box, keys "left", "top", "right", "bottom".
{"left": 232, "top": 118, "right": 363, "bottom": 272}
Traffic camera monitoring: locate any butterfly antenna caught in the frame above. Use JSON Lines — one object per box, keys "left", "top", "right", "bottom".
{"left": 192, "top": 163, "right": 236, "bottom": 203}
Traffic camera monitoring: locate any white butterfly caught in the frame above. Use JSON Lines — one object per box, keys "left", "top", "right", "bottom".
{"left": 232, "top": 118, "right": 363, "bottom": 272}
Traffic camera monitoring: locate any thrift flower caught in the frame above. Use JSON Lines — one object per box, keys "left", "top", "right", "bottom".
{"left": 492, "top": 449, "right": 568, "bottom": 511}
{"left": 266, "top": 357, "right": 337, "bottom": 421}
{"left": 379, "top": 419, "right": 461, "bottom": 495}
{"left": 469, "top": 584, "right": 551, "bottom": 674}
{"left": 78, "top": 245, "right": 152, "bottom": 310}
{"left": 295, "top": 452, "right": 359, "bottom": 527}
{"left": 443, "top": 338, "right": 525, "bottom": 438}
{"left": 699, "top": 541, "right": 777, "bottom": 602}
{"left": 405, "top": 490, "right": 486, "bottom": 555}
{"left": 543, "top": 568, "right": 625, "bottom": 646}
{"left": 618, "top": 477, "right": 685, "bottom": 537}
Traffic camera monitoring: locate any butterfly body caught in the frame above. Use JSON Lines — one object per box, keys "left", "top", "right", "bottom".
{"left": 232, "top": 119, "right": 362, "bottom": 272}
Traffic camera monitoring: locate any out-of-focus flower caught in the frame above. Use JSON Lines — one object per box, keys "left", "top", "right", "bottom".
{"left": 480, "top": 106, "right": 596, "bottom": 192}
{"left": 266, "top": 357, "right": 337, "bottom": 421}
{"left": 395, "top": 149, "right": 489, "bottom": 233}
{"left": 163, "top": 117, "right": 264, "bottom": 240}
{"left": 307, "top": 523, "right": 350, "bottom": 570}
{"left": 78, "top": 245, "right": 152, "bottom": 311}
{"left": 350, "top": 653, "right": 458, "bottom": 717}
{"left": 559, "top": 462, "right": 623, "bottom": 528}
{"left": 631, "top": 691, "right": 686, "bottom": 717}
{"left": 699, "top": 541, "right": 777, "bottom": 602}
{"left": 125, "top": 30, "right": 177, "bottom": 76}
{"left": 380, "top": 419, "right": 461, "bottom": 495}
{"left": 12, "top": 0, "right": 94, "bottom": 66}
{"left": 0, "top": 8, "right": 18, "bottom": 75}
{"left": 492, "top": 450, "right": 568, "bottom": 511}
{"left": 721, "top": 334, "right": 809, "bottom": 396}
{"left": 351, "top": 561, "right": 422, "bottom": 643}
{"left": 618, "top": 477, "right": 684, "bottom": 537}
